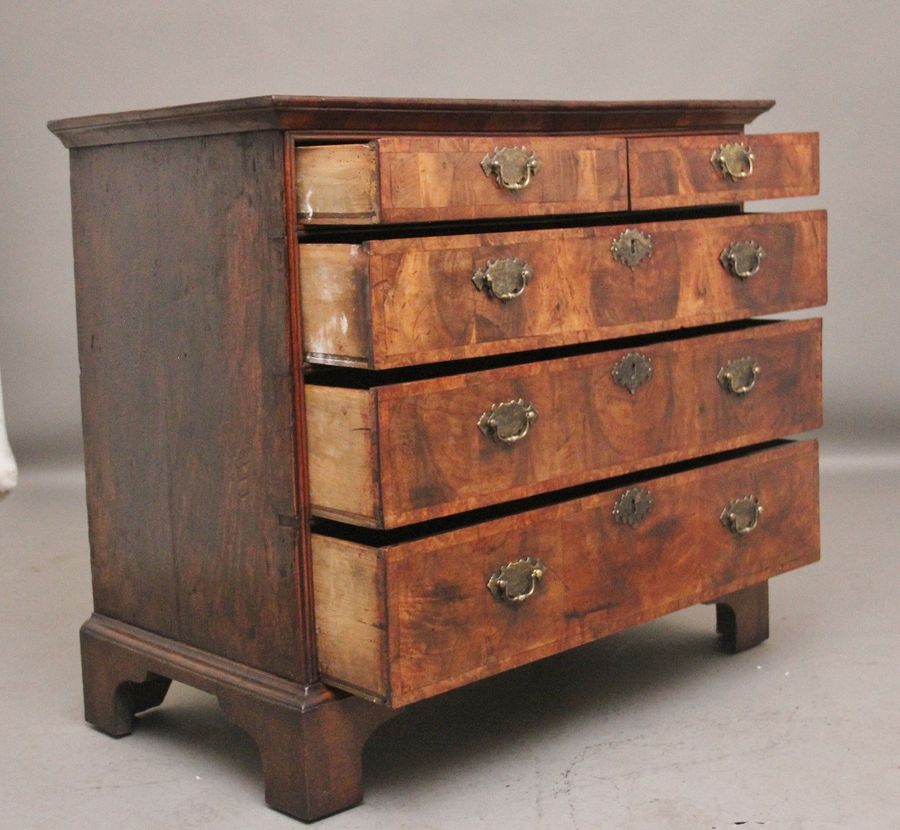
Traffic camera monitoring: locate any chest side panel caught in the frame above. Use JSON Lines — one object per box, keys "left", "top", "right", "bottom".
{"left": 71, "top": 131, "right": 304, "bottom": 680}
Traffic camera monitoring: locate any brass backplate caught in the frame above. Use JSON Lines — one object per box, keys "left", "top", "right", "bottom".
{"left": 711, "top": 142, "right": 755, "bottom": 181}
{"left": 487, "top": 556, "right": 546, "bottom": 603}
{"left": 611, "top": 228, "right": 653, "bottom": 269}
{"left": 472, "top": 257, "right": 534, "bottom": 301}
{"left": 480, "top": 146, "right": 541, "bottom": 190}
{"left": 477, "top": 399, "right": 538, "bottom": 445}
{"left": 613, "top": 487, "right": 653, "bottom": 527}
{"left": 720, "top": 240, "right": 766, "bottom": 279}
{"left": 721, "top": 495, "right": 762, "bottom": 534}
{"left": 612, "top": 352, "right": 653, "bottom": 394}
{"left": 718, "top": 356, "right": 760, "bottom": 396}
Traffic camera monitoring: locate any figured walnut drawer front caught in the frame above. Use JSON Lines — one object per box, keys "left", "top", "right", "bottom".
{"left": 312, "top": 440, "right": 820, "bottom": 706}
{"left": 628, "top": 132, "right": 819, "bottom": 210}
{"left": 300, "top": 210, "right": 827, "bottom": 368}
{"left": 295, "top": 136, "right": 628, "bottom": 224}
{"left": 305, "top": 318, "right": 822, "bottom": 528}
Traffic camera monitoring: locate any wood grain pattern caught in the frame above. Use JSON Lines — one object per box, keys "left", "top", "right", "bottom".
{"left": 299, "top": 242, "right": 372, "bottom": 365}
{"left": 295, "top": 143, "right": 379, "bottom": 223}
{"left": 305, "top": 319, "right": 822, "bottom": 528}
{"left": 296, "top": 136, "right": 627, "bottom": 224}
{"left": 300, "top": 210, "right": 827, "bottom": 368}
{"left": 70, "top": 132, "right": 305, "bottom": 680}
{"left": 629, "top": 132, "right": 819, "bottom": 210}
{"left": 305, "top": 385, "right": 380, "bottom": 523}
{"left": 48, "top": 95, "right": 774, "bottom": 148}
{"left": 311, "top": 539, "right": 387, "bottom": 701}
{"left": 311, "top": 441, "right": 819, "bottom": 706}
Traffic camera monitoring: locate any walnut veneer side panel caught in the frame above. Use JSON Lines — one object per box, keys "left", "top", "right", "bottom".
{"left": 300, "top": 211, "right": 827, "bottom": 368}
{"left": 629, "top": 132, "right": 819, "bottom": 210}
{"left": 312, "top": 441, "right": 819, "bottom": 707}
{"left": 70, "top": 132, "right": 305, "bottom": 680}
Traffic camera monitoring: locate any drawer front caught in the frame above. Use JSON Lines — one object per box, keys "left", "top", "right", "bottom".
{"left": 305, "top": 318, "right": 822, "bottom": 528}
{"left": 300, "top": 210, "right": 827, "bottom": 368}
{"left": 296, "top": 136, "right": 628, "bottom": 224}
{"left": 629, "top": 132, "right": 819, "bottom": 210}
{"left": 312, "top": 440, "right": 820, "bottom": 706}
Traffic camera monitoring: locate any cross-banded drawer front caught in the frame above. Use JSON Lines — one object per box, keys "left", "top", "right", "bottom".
{"left": 305, "top": 318, "right": 822, "bottom": 528}
{"left": 311, "top": 440, "right": 820, "bottom": 707}
{"left": 628, "top": 132, "right": 819, "bottom": 210}
{"left": 299, "top": 210, "right": 826, "bottom": 368}
{"left": 295, "top": 135, "right": 628, "bottom": 224}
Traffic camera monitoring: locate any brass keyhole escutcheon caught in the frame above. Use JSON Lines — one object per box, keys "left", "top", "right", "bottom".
{"left": 612, "top": 352, "right": 653, "bottom": 394}
{"left": 611, "top": 228, "right": 653, "bottom": 269}
{"left": 613, "top": 487, "right": 653, "bottom": 527}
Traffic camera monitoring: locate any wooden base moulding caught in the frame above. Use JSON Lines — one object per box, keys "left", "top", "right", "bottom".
{"left": 80, "top": 583, "right": 769, "bottom": 822}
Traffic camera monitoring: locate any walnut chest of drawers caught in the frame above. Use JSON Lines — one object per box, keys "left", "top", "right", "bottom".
{"left": 49, "top": 96, "right": 825, "bottom": 822}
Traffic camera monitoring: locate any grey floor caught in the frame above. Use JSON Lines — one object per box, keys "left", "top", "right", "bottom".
{"left": 1, "top": 454, "right": 897, "bottom": 830}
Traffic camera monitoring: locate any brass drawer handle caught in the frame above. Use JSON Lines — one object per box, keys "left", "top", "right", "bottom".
{"left": 487, "top": 556, "right": 546, "bottom": 603}
{"left": 711, "top": 142, "right": 755, "bottom": 181}
{"left": 477, "top": 398, "right": 538, "bottom": 445}
{"left": 472, "top": 257, "right": 534, "bottom": 301}
{"left": 718, "top": 356, "right": 760, "bottom": 396}
{"left": 613, "top": 487, "right": 653, "bottom": 527}
{"left": 611, "top": 228, "right": 653, "bottom": 269}
{"left": 721, "top": 495, "right": 762, "bottom": 535}
{"left": 721, "top": 240, "right": 766, "bottom": 279}
{"left": 480, "top": 146, "right": 541, "bottom": 191}
{"left": 612, "top": 352, "right": 653, "bottom": 394}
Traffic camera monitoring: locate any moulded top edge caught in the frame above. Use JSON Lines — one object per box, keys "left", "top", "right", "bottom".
{"left": 47, "top": 95, "right": 775, "bottom": 149}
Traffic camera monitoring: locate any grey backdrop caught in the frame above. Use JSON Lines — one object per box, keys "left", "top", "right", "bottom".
{"left": 2, "top": 0, "right": 898, "bottom": 466}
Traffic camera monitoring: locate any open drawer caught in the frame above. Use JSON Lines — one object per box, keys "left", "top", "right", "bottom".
{"left": 628, "top": 132, "right": 819, "bottom": 210}
{"left": 299, "top": 210, "right": 827, "bottom": 368}
{"left": 304, "top": 318, "right": 822, "bottom": 528}
{"left": 311, "top": 440, "right": 820, "bottom": 707}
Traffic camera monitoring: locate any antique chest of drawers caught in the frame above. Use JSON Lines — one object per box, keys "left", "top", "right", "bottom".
{"left": 49, "top": 96, "right": 825, "bottom": 821}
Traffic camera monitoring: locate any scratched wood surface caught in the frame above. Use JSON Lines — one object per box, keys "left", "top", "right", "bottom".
{"left": 299, "top": 210, "right": 827, "bottom": 368}
{"left": 305, "top": 318, "right": 822, "bottom": 528}
{"left": 295, "top": 135, "right": 628, "bottom": 224}
{"left": 629, "top": 132, "right": 819, "bottom": 210}
{"left": 311, "top": 440, "right": 820, "bottom": 706}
